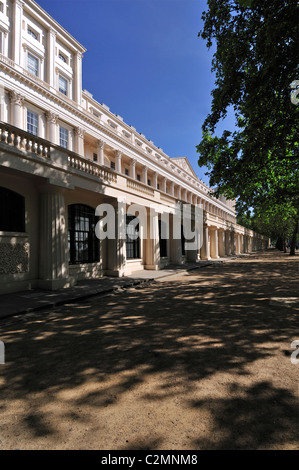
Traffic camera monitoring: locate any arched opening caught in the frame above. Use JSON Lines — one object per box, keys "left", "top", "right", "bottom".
{"left": 0, "top": 187, "right": 25, "bottom": 232}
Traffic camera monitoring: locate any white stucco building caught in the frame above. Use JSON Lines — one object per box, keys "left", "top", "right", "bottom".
{"left": 0, "top": 0, "right": 268, "bottom": 294}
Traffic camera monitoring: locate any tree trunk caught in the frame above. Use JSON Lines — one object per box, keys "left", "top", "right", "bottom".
{"left": 276, "top": 236, "right": 284, "bottom": 251}
{"left": 290, "top": 219, "right": 298, "bottom": 256}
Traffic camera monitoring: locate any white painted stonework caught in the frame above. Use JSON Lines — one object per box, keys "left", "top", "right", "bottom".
{"left": 0, "top": 0, "right": 268, "bottom": 293}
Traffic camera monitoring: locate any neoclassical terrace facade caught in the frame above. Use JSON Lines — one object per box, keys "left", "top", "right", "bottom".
{"left": 0, "top": 0, "right": 268, "bottom": 293}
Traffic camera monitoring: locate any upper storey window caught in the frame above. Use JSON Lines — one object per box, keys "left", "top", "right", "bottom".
{"left": 58, "top": 75, "right": 67, "bottom": 95}
{"left": 27, "top": 27, "right": 38, "bottom": 41}
{"left": 27, "top": 110, "right": 38, "bottom": 136}
{"left": 58, "top": 52, "right": 67, "bottom": 63}
{"left": 27, "top": 53, "right": 38, "bottom": 76}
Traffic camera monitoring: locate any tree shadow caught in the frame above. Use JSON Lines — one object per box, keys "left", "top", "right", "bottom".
{"left": 0, "top": 252, "right": 298, "bottom": 448}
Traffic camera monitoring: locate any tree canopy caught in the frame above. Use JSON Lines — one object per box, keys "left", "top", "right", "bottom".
{"left": 197, "top": 0, "right": 299, "bottom": 253}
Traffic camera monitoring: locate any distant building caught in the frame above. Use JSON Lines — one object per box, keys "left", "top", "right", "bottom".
{"left": 0, "top": 0, "right": 268, "bottom": 293}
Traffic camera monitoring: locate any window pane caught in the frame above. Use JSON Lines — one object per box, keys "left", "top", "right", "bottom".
{"left": 59, "top": 126, "right": 68, "bottom": 149}
{"left": 27, "top": 110, "right": 38, "bottom": 136}
{"left": 27, "top": 53, "right": 38, "bottom": 76}
{"left": 68, "top": 204, "right": 99, "bottom": 264}
{"left": 59, "top": 75, "right": 67, "bottom": 95}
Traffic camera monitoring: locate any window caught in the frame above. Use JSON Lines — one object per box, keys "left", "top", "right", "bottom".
{"left": 27, "top": 53, "right": 38, "bottom": 76}
{"left": 59, "top": 126, "right": 68, "bottom": 149}
{"left": 0, "top": 187, "right": 25, "bottom": 232}
{"left": 58, "top": 52, "right": 67, "bottom": 63}
{"left": 157, "top": 183, "right": 160, "bottom": 190}
{"left": 27, "top": 27, "right": 38, "bottom": 40}
{"left": 125, "top": 168, "right": 129, "bottom": 176}
{"left": 58, "top": 75, "right": 67, "bottom": 95}
{"left": 136, "top": 174, "right": 141, "bottom": 181}
{"left": 27, "top": 110, "right": 38, "bottom": 136}
{"left": 93, "top": 153, "right": 98, "bottom": 162}
{"left": 126, "top": 215, "right": 140, "bottom": 259}
{"left": 159, "top": 220, "right": 167, "bottom": 258}
{"left": 110, "top": 161, "right": 115, "bottom": 170}
{"left": 68, "top": 204, "right": 99, "bottom": 264}
{"left": 147, "top": 179, "right": 151, "bottom": 186}
{"left": 0, "top": 2, "right": 3, "bottom": 13}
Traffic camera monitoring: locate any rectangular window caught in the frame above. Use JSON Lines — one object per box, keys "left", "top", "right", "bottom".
{"left": 125, "top": 168, "right": 129, "bottom": 176}
{"left": 147, "top": 179, "right": 151, "bottom": 186}
{"left": 136, "top": 174, "right": 141, "bottom": 181}
{"left": 27, "top": 27, "right": 38, "bottom": 40}
{"left": 59, "top": 75, "right": 67, "bottom": 95}
{"left": 27, "top": 53, "right": 38, "bottom": 76}
{"left": 27, "top": 110, "right": 38, "bottom": 136}
{"left": 110, "top": 161, "right": 115, "bottom": 170}
{"left": 93, "top": 153, "right": 98, "bottom": 162}
{"left": 59, "top": 126, "right": 68, "bottom": 149}
{"left": 126, "top": 215, "right": 140, "bottom": 259}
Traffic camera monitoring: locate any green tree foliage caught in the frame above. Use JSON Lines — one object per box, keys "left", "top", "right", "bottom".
{"left": 197, "top": 0, "right": 299, "bottom": 253}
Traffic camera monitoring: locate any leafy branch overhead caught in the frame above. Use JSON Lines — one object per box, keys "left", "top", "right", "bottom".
{"left": 197, "top": 0, "right": 299, "bottom": 209}
{"left": 197, "top": 0, "right": 299, "bottom": 253}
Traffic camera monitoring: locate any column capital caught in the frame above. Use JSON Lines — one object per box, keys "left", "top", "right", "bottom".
{"left": 131, "top": 158, "right": 137, "bottom": 167}
{"left": 98, "top": 139, "right": 104, "bottom": 149}
{"left": 8, "top": 90, "right": 24, "bottom": 106}
{"left": 45, "top": 110, "right": 59, "bottom": 124}
{"left": 74, "top": 127, "right": 85, "bottom": 138}
{"left": 116, "top": 150, "right": 122, "bottom": 158}
{"left": 15, "top": 0, "right": 24, "bottom": 8}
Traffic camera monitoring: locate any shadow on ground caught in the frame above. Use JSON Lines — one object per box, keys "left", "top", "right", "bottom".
{"left": 0, "top": 251, "right": 298, "bottom": 449}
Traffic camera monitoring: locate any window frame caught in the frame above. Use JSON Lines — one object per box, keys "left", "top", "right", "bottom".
{"left": 68, "top": 204, "right": 99, "bottom": 265}
{"left": 126, "top": 215, "right": 140, "bottom": 260}
{"left": 59, "top": 125, "right": 68, "bottom": 149}
{"left": 27, "top": 109, "right": 38, "bottom": 136}
{"left": 58, "top": 74, "right": 68, "bottom": 96}
{"left": 27, "top": 52, "right": 39, "bottom": 77}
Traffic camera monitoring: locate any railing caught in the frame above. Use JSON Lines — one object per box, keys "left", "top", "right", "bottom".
{"left": 0, "top": 122, "right": 50, "bottom": 158}
{"left": 126, "top": 179, "right": 155, "bottom": 196}
{"left": 67, "top": 153, "right": 117, "bottom": 184}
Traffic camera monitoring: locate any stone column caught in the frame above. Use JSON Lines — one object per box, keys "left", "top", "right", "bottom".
{"left": 210, "top": 228, "right": 219, "bottom": 259}
{"left": 98, "top": 140, "right": 104, "bottom": 165}
{"left": 106, "top": 198, "right": 126, "bottom": 276}
{"left": 116, "top": 151, "right": 122, "bottom": 173}
{"left": 225, "top": 230, "right": 232, "bottom": 256}
{"left": 170, "top": 181, "right": 174, "bottom": 196}
{"left": 231, "top": 231, "right": 236, "bottom": 255}
{"left": 12, "top": 0, "right": 23, "bottom": 65}
{"left": 145, "top": 208, "right": 160, "bottom": 270}
{"left": 162, "top": 177, "right": 167, "bottom": 193}
{"left": 153, "top": 172, "right": 158, "bottom": 189}
{"left": 47, "top": 29, "right": 56, "bottom": 88}
{"left": 9, "top": 91, "right": 24, "bottom": 129}
{"left": 74, "top": 52, "right": 83, "bottom": 105}
{"left": 130, "top": 158, "right": 136, "bottom": 179}
{"left": 38, "top": 187, "right": 71, "bottom": 289}
{"left": 218, "top": 229, "right": 226, "bottom": 257}
{"left": 200, "top": 225, "right": 210, "bottom": 260}
{"left": 177, "top": 186, "right": 181, "bottom": 200}
{"left": 169, "top": 209, "right": 183, "bottom": 264}
{"left": 142, "top": 165, "right": 148, "bottom": 184}
{"left": 74, "top": 127, "right": 85, "bottom": 156}
{"left": 45, "top": 111, "right": 59, "bottom": 144}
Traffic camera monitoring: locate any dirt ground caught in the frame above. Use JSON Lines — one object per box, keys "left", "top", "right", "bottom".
{"left": 0, "top": 250, "right": 298, "bottom": 450}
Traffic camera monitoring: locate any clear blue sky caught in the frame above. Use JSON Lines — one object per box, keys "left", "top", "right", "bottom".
{"left": 37, "top": 0, "right": 236, "bottom": 185}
